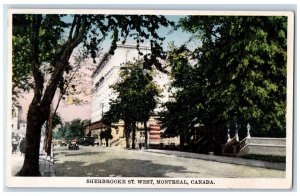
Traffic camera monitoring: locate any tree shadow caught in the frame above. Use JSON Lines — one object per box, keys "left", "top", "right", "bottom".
{"left": 54, "top": 158, "right": 200, "bottom": 177}
{"left": 64, "top": 152, "right": 104, "bottom": 157}
{"left": 53, "top": 151, "right": 104, "bottom": 163}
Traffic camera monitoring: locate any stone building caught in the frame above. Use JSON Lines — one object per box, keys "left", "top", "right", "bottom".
{"left": 90, "top": 42, "right": 178, "bottom": 147}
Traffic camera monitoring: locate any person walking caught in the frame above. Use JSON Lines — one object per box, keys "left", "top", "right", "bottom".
{"left": 12, "top": 138, "right": 18, "bottom": 154}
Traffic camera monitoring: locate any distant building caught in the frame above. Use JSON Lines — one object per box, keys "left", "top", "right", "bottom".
{"left": 11, "top": 105, "right": 27, "bottom": 139}
{"left": 91, "top": 42, "right": 151, "bottom": 122}
{"left": 90, "top": 42, "right": 178, "bottom": 147}
{"left": 11, "top": 105, "right": 21, "bottom": 133}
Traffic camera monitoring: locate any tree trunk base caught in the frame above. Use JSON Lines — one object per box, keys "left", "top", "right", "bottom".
{"left": 16, "top": 164, "right": 41, "bottom": 176}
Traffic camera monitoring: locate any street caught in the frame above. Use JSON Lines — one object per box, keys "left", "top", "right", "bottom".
{"left": 53, "top": 146, "right": 285, "bottom": 178}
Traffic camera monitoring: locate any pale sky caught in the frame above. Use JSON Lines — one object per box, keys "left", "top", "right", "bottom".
{"left": 17, "top": 15, "right": 192, "bottom": 123}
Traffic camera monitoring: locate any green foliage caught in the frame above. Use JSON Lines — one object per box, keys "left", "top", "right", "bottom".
{"left": 55, "top": 119, "right": 85, "bottom": 140}
{"left": 160, "top": 16, "right": 287, "bottom": 138}
{"left": 12, "top": 15, "right": 34, "bottom": 101}
{"left": 12, "top": 14, "right": 173, "bottom": 99}
{"left": 103, "top": 60, "right": 161, "bottom": 127}
{"left": 51, "top": 113, "right": 62, "bottom": 129}
{"left": 102, "top": 99, "right": 123, "bottom": 125}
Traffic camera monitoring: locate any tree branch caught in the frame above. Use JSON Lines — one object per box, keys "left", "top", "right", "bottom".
{"left": 41, "top": 16, "right": 88, "bottom": 106}
{"left": 30, "top": 14, "right": 44, "bottom": 102}
{"left": 68, "top": 15, "right": 77, "bottom": 40}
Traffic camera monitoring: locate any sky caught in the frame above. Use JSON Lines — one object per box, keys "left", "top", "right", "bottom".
{"left": 16, "top": 14, "right": 193, "bottom": 122}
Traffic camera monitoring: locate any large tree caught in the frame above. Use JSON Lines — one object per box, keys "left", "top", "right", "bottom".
{"left": 160, "top": 16, "right": 287, "bottom": 142}
{"left": 103, "top": 60, "right": 160, "bottom": 149}
{"left": 43, "top": 55, "right": 90, "bottom": 157}
{"left": 13, "top": 14, "right": 173, "bottom": 176}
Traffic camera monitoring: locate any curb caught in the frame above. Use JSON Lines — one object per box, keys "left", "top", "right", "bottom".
{"left": 145, "top": 149, "right": 286, "bottom": 171}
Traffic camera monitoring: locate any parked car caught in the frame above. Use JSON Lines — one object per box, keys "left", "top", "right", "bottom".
{"left": 77, "top": 137, "right": 96, "bottom": 146}
{"left": 68, "top": 140, "right": 79, "bottom": 150}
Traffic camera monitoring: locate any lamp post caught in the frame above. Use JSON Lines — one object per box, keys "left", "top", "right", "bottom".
{"left": 247, "top": 123, "right": 251, "bottom": 138}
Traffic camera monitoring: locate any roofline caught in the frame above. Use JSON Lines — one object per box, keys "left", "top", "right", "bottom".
{"left": 91, "top": 52, "right": 110, "bottom": 78}
{"left": 91, "top": 42, "right": 151, "bottom": 78}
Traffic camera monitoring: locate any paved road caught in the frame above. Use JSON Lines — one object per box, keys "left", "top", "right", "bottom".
{"left": 53, "top": 146, "right": 285, "bottom": 178}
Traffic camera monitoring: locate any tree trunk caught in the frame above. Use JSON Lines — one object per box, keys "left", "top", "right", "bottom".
{"left": 88, "top": 122, "right": 91, "bottom": 137}
{"left": 180, "top": 134, "right": 185, "bottom": 150}
{"left": 44, "top": 104, "right": 54, "bottom": 157}
{"left": 45, "top": 116, "right": 53, "bottom": 156}
{"left": 144, "top": 121, "right": 148, "bottom": 149}
{"left": 17, "top": 15, "right": 87, "bottom": 176}
{"left": 131, "top": 122, "right": 136, "bottom": 149}
{"left": 17, "top": 15, "right": 48, "bottom": 176}
{"left": 125, "top": 121, "right": 130, "bottom": 148}
{"left": 17, "top": 103, "right": 49, "bottom": 176}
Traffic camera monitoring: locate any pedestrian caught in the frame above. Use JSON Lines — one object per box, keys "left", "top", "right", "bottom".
{"left": 12, "top": 138, "right": 18, "bottom": 154}
{"left": 19, "top": 137, "right": 26, "bottom": 156}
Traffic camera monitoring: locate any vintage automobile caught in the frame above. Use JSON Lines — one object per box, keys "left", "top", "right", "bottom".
{"left": 76, "top": 137, "right": 95, "bottom": 146}
{"left": 68, "top": 140, "right": 79, "bottom": 150}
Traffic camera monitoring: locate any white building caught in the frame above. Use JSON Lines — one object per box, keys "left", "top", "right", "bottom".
{"left": 11, "top": 105, "right": 20, "bottom": 133}
{"left": 11, "top": 105, "right": 26, "bottom": 139}
{"left": 91, "top": 42, "right": 170, "bottom": 123}
{"left": 90, "top": 42, "right": 176, "bottom": 147}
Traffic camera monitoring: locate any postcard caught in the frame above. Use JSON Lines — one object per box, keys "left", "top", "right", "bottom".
{"left": 5, "top": 9, "right": 294, "bottom": 189}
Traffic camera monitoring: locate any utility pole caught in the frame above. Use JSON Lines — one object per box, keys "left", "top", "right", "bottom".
{"left": 100, "top": 102, "right": 104, "bottom": 120}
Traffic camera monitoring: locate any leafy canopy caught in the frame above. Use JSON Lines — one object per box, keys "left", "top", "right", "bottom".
{"left": 160, "top": 16, "right": 287, "bottom": 138}
{"left": 102, "top": 60, "right": 161, "bottom": 126}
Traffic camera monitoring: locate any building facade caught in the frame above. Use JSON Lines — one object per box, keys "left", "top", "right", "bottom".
{"left": 90, "top": 42, "right": 178, "bottom": 147}
{"left": 11, "top": 105, "right": 20, "bottom": 133}
{"left": 11, "top": 105, "right": 26, "bottom": 139}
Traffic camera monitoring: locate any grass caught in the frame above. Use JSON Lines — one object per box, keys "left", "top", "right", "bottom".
{"left": 241, "top": 154, "right": 286, "bottom": 163}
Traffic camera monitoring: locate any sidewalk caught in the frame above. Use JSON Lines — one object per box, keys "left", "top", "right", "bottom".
{"left": 11, "top": 151, "right": 55, "bottom": 176}
{"left": 145, "top": 149, "right": 286, "bottom": 171}
{"left": 39, "top": 152, "right": 56, "bottom": 176}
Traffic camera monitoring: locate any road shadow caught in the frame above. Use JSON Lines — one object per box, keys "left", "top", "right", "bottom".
{"left": 54, "top": 158, "right": 199, "bottom": 177}
{"left": 64, "top": 152, "right": 103, "bottom": 157}
{"left": 53, "top": 151, "right": 104, "bottom": 163}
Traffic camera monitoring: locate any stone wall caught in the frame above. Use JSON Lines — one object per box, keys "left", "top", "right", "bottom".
{"left": 237, "top": 137, "right": 286, "bottom": 157}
